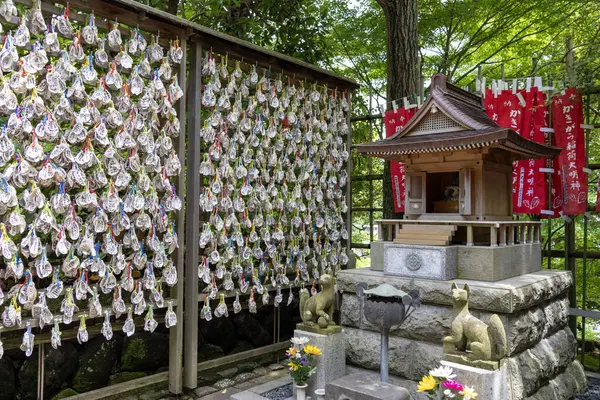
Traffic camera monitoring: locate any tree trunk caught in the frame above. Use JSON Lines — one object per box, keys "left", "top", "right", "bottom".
{"left": 376, "top": 0, "right": 420, "bottom": 219}
{"left": 166, "top": 0, "right": 179, "bottom": 15}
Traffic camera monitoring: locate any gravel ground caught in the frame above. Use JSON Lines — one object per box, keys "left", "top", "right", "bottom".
{"left": 576, "top": 377, "right": 600, "bottom": 400}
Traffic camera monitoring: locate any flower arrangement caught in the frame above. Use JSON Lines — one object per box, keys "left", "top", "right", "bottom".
{"left": 286, "top": 337, "right": 322, "bottom": 386}
{"left": 417, "top": 365, "right": 477, "bottom": 399}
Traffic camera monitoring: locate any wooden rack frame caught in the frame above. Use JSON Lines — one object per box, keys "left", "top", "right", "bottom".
{"left": 7, "top": 0, "right": 358, "bottom": 398}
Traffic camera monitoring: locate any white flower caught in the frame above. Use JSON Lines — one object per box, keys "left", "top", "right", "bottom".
{"left": 444, "top": 389, "right": 456, "bottom": 398}
{"left": 291, "top": 337, "right": 310, "bottom": 346}
{"left": 429, "top": 365, "right": 456, "bottom": 380}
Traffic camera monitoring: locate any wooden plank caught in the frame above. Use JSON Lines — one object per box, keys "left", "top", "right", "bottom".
{"left": 346, "top": 93, "right": 354, "bottom": 263}
{"left": 393, "top": 239, "right": 449, "bottom": 246}
{"left": 394, "top": 232, "right": 453, "bottom": 240}
{"left": 400, "top": 225, "right": 457, "bottom": 232}
{"left": 168, "top": 37, "right": 187, "bottom": 395}
{"left": 183, "top": 41, "right": 202, "bottom": 390}
{"left": 38, "top": 0, "right": 357, "bottom": 89}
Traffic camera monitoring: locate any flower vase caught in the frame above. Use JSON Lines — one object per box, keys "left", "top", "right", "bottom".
{"left": 314, "top": 388, "right": 325, "bottom": 400}
{"left": 295, "top": 383, "right": 308, "bottom": 400}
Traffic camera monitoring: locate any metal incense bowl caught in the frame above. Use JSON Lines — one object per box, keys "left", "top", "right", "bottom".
{"left": 356, "top": 283, "right": 420, "bottom": 383}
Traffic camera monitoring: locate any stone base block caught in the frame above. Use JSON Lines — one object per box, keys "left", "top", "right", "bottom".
{"left": 338, "top": 268, "right": 585, "bottom": 399}
{"left": 457, "top": 244, "right": 542, "bottom": 281}
{"left": 294, "top": 329, "right": 345, "bottom": 397}
{"left": 296, "top": 322, "right": 342, "bottom": 335}
{"left": 441, "top": 360, "right": 509, "bottom": 400}
{"left": 384, "top": 244, "right": 457, "bottom": 280}
{"left": 325, "top": 373, "right": 410, "bottom": 400}
{"left": 370, "top": 241, "right": 385, "bottom": 271}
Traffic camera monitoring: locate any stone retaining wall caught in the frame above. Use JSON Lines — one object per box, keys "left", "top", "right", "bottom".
{"left": 337, "top": 268, "right": 587, "bottom": 400}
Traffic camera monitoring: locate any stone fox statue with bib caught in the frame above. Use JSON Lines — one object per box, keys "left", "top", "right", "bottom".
{"left": 443, "top": 283, "right": 507, "bottom": 362}
{"left": 300, "top": 274, "right": 336, "bottom": 329}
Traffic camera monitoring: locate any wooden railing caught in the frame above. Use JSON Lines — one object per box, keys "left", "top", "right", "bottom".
{"left": 376, "top": 219, "right": 542, "bottom": 247}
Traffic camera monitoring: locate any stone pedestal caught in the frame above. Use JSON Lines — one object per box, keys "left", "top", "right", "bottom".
{"left": 383, "top": 244, "right": 457, "bottom": 280}
{"left": 440, "top": 360, "right": 508, "bottom": 400}
{"left": 293, "top": 329, "right": 345, "bottom": 398}
{"left": 325, "top": 373, "right": 410, "bottom": 400}
{"left": 337, "top": 268, "right": 588, "bottom": 399}
{"left": 372, "top": 242, "right": 542, "bottom": 282}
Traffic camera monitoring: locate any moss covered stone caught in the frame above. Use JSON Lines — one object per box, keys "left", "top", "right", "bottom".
{"left": 51, "top": 388, "right": 79, "bottom": 400}
{"left": 109, "top": 371, "right": 147, "bottom": 385}
{"left": 70, "top": 336, "right": 124, "bottom": 392}
{"left": 120, "top": 332, "right": 169, "bottom": 372}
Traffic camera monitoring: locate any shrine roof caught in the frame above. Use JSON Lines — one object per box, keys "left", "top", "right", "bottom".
{"left": 356, "top": 74, "right": 561, "bottom": 161}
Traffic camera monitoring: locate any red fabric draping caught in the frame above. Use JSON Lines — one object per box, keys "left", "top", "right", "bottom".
{"left": 383, "top": 107, "right": 415, "bottom": 212}
{"left": 485, "top": 88, "right": 551, "bottom": 215}
{"left": 552, "top": 88, "right": 587, "bottom": 215}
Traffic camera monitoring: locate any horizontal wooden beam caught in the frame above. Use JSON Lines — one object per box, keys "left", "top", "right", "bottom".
{"left": 42, "top": 0, "right": 358, "bottom": 89}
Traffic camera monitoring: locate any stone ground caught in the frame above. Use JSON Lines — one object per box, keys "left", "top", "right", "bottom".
{"left": 149, "top": 361, "right": 289, "bottom": 400}
{"left": 121, "top": 362, "right": 600, "bottom": 400}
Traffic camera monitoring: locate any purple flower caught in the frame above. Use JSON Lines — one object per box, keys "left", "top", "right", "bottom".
{"left": 443, "top": 380, "right": 464, "bottom": 392}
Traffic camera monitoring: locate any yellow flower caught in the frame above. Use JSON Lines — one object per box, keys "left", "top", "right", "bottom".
{"left": 304, "top": 344, "right": 322, "bottom": 356}
{"left": 417, "top": 375, "right": 437, "bottom": 392}
{"left": 288, "top": 362, "right": 300, "bottom": 371}
{"left": 461, "top": 386, "right": 478, "bottom": 399}
{"left": 286, "top": 347, "right": 297, "bottom": 357}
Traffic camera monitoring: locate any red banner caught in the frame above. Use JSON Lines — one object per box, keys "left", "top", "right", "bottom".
{"left": 483, "top": 89, "right": 498, "bottom": 122}
{"left": 513, "top": 88, "right": 549, "bottom": 214}
{"left": 552, "top": 88, "right": 587, "bottom": 215}
{"left": 485, "top": 88, "right": 552, "bottom": 215}
{"left": 383, "top": 108, "right": 415, "bottom": 212}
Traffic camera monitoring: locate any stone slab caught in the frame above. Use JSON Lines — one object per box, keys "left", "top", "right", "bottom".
{"left": 231, "top": 377, "right": 292, "bottom": 400}
{"left": 370, "top": 241, "right": 385, "bottom": 271}
{"left": 197, "top": 387, "right": 241, "bottom": 400}
{"left": 344, "top": 327, "right": 442, "bottom": 381}
{"left": 296, "top": 323, "right": 342, "bottom": 335}
{"left": 384, "top": 244, "right": 457, "bottom": 280}
{"left": 457, "top": 244, "right": 542, "bottom": 281}
{"left": 294, "top": 329, "right": 345, "bottom": 397}
{"left": 337, "top": 268, "right": 572, "bottom": 313}
{"left": 441, "top": 360, "right": 509, "bottom": 400}
{"left": 341, "top": 291, "right": 569, "bottom": 357}
{"left": 325, "top": 373, "right": 410, "bottom": 400}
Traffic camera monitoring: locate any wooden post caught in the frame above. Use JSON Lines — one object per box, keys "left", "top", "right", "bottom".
{"left": 534, "top": 224, "right": 541, "bottom": 244}
{"left": 499, "top": 226, "right": 507, "bottom": 247}
{"left": 507, "top": 224, "right": 514, "bottom": 245}
{"left": 490, "top": 226, "right": 498, "bottom": 247}
{"left": 377, "top": 222, "right": 384, "bottom": 241}
{"left": 183, "top": 40, "right": 203, "bottom": 390}
{"left": 528, "top": 225, "right": 534, "bottom": 244}
{"left": 168, "top": 37, "right": 187, "bottom": 395}
{"left": 395, "top": 223, "right": 401, "bottom": 240}
{"left": 346, "top": 92, "right": 353, "bottom": 260}
{"left": 466, "top": 225, "right": 474, "bottom": 246}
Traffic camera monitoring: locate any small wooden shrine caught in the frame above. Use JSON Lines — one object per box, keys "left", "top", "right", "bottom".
{"left": 357, "top": 74, "right": 560, "bottom": 248}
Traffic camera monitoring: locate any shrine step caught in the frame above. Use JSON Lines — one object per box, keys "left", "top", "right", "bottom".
{"left": 392, "top": 238, "right": 450, "bottom": 246}
{"left": 399, "top": 224, "right": 457, "bottom": 232}
{"left": 393, "top": 224, "right": 457, "bottom": 246}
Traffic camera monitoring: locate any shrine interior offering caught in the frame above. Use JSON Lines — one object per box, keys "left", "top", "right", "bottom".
{"left": 197, "top": 51, "right": 350, "bottom": 319}
{"left": 0, "top": 0, "right": 184, "bottom": 356}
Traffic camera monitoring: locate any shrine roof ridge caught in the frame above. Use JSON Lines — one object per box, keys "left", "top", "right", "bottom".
{"left": 356, "top": 74, "right": 561, "bottom": 160}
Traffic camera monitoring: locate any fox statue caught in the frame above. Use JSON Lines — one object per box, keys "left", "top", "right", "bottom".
{"left": 442, "top": 283, "right": 507, "bottom": 361}
{"left": 299, "top": 274, "right": 336, "bottom": 329}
